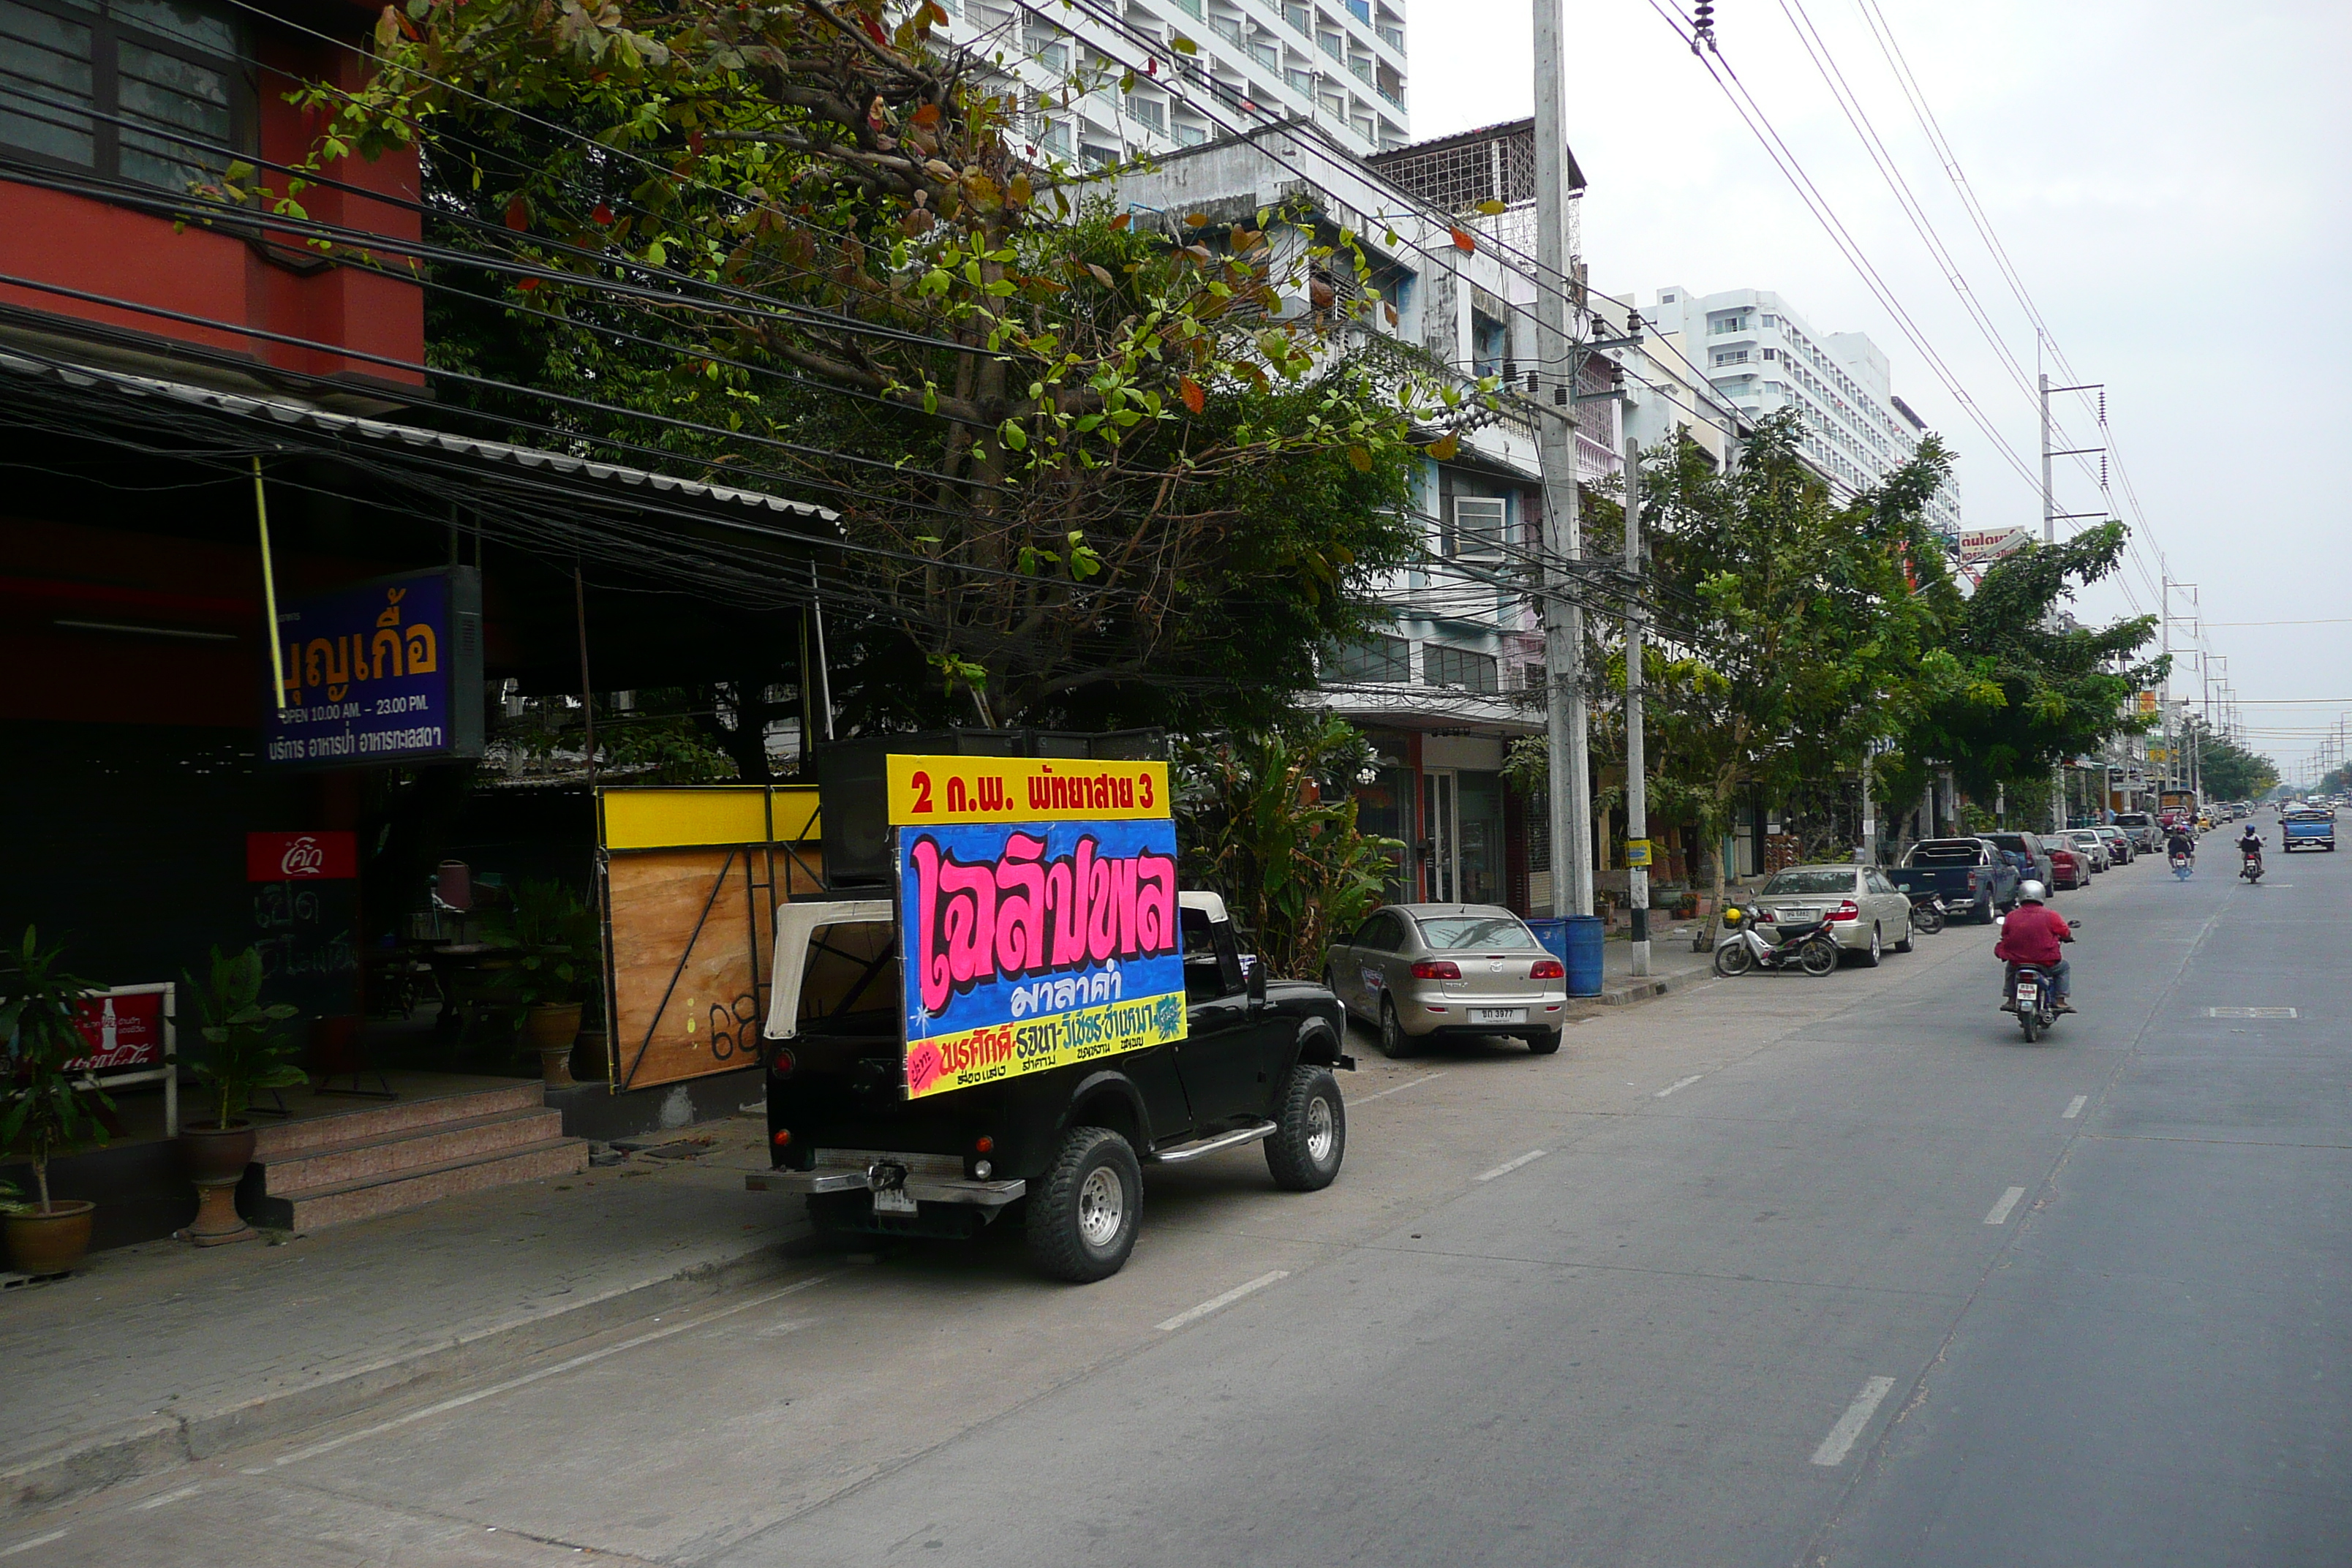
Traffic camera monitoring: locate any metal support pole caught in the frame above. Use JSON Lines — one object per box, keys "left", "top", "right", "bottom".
{"left": 253, "top": 457, "right": 287, "bottom": 710}
{"left": 1623, "top": 437, "right": 1648, "bottom": 976}
{"left": 809, "top": 562, "right": 835, "bottom": 743}
{"left": 1533, "top": 0, "right": 1591, "bottom": 918}
{"left": 573, "top": 561, "right": 596, "bottom": 781}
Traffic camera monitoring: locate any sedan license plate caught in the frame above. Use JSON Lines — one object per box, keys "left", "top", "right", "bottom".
{"left": 1470, "top": 1007, "right": 1526, "bottom": 1025}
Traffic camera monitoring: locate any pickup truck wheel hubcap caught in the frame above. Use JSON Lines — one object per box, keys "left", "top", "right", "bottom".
{"left": 1077, "top": 1166, "right": 1125, "bottom": 1248}
{"left": 1305, "top": 1097, "right": 1335, "bottom": 1163}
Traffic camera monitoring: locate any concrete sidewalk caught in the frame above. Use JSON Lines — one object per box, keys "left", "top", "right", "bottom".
{"left": 1, "top": 1112, "right": 803, "bottom": 1520}
{"left": 1591, "top": 924, "right": 1719, "bottom": 1005}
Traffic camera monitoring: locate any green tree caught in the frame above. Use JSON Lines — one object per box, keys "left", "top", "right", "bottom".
{"left": 286, "top": 0, "right": 1454, "bottom": 726}
{"left": 1891, "top": 521, "right": 2163, "bottom": 815}
{"left": 2179, "top": 717, "right": 2277, "bottom": 802}
{"left": 1634, "top": 412, "right": 1961, "bottom": 912}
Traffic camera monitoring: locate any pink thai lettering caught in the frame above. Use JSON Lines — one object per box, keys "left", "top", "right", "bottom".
{"left": 938, "top": 855, "right": 998, "bottom": 993}
{"left": 910, "top": 837, "right": 955, "bottom": 1015}
{"left": 1051, "top": 839, "right": 1093, "bottom": 967}
{"left": 995, "top": 832, "right": 1048, "bottom": 976}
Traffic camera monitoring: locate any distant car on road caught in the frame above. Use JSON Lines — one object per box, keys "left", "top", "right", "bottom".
{"left": 1751, "top": 864, "right": 1915, "bottom": 965}
{"left": 2091, "top": 826, "right": 2134, "bottom": 864}
{"left": 2059, "top": 829, "right": 2111, "bottom": 873}
{"left": 2111, "top": 811, "right": 2161, "bottom": 853}
{"left": 1324, "top": 905, "right": 1569, "bottom": 1058}
{"left": 2048, "top": 843, "right": 2088, "bottom": 889}
{"left": 1889, "top": 837, "right": 2017, "bottom": 923}
{"left": 1983, "top": 832, "right": 2059, "bottom": 893}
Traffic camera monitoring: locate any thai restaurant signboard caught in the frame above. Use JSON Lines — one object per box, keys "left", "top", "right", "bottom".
{"left": 263, "top": 568, "right": 483, "bottom": 768}
{"left": 888, "top": 755, "right": 1188, "bottom": 1101}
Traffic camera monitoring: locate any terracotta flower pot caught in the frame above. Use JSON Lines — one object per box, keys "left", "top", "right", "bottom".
{"left": 524, "top": 1001, "right": 584, "bottom": 1051}
{"left": 178, "top": 1121, "right": 257, "bottom": 1186}
{"left": 6, "top": 1199, "right": 96, "bottom": 1277}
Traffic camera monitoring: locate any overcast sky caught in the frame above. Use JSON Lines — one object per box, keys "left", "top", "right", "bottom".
{"left": 1409, "top": 0, "right": 2352, "bottom": 786}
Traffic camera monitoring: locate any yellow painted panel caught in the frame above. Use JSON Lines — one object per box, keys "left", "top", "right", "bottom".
{"left": 602, "top": 788, "right": 769, "bottom": 851}
{"left": 768, "top": 787, "right": 822, "bottom": 843}
{"left": 884, "top": 755, "right": 1171, "bottom": 825}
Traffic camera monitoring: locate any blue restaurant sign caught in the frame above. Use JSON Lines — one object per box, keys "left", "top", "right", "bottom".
{"left": 263, "top": 568, "right": 484, "bottom": 768}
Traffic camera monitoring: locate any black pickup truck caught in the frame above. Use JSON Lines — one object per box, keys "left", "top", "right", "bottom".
{"left": 1887, "top": 837, "right": 2019, "bottom": 924}
{"left": 749, "top": 891, "right": 1353, "bottom": 1281}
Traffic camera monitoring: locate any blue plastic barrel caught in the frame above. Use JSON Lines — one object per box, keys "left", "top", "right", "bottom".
{"left": 1529, "top": 916, "right": 1605, "bottom": 997}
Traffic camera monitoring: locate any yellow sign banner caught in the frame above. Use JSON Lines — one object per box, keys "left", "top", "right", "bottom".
{"left": 885, "top": 755, "right": 1171, "bottom": 826}
{"left": 1624, "top": 839, "right": 1653, "bottom": 867}
{"left": 905, "top": 990, "right": 1189, "bottom": 1099}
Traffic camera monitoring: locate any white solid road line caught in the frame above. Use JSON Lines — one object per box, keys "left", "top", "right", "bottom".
{"left": 1809, "top": 1376, "right": 1898, "bottom": 1466}
{"left": 2063, "top": 1095, "right": 2088, "bottom": 1120}
{"left": 1355, "top": 1072, "right": 1447, "bottom": 1105}
{"left": 1475, "top": 1150, "right": 1548, "bottom": 1183}
{"left": 132, "top": 1484, "right": 205, "bottom": 1510}
{"left": 1984, "top": 1186, "right": 2028, "bottom": 1226}
{"left": 1156, "top": 1270, "right": 1289, "bottom": 1333}
{"left": 0, "top": 1531, "right": 67, "bottom": 1558}
{"left": 1655, "top": 1075, "right": 1705, "bottom": 1098}
{"left": 257, "top": 1274, "right": 834, "bottom": 1469}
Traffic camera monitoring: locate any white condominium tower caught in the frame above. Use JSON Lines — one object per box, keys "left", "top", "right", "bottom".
{"left": 943, "top": 0, "right": 1409, "bottom": 165}
{"left": 1643, "top": 285, "right": 1964, "bottom": 538}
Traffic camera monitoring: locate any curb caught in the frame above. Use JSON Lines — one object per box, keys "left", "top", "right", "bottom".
{"left": 0, "top": 1217, "right": 812, "bottom": 1523}
{"left": 1594, "top": 965, "right": 1706, "bottom": 1006}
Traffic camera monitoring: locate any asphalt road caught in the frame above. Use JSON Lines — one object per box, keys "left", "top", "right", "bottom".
{"left": 12, "top": 835, "right": 2347, "bottom": 1567}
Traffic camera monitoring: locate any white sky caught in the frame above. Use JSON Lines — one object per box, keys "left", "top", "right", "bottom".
{"left": 1408, "top": 0, "right": 2352, "bottom": 785}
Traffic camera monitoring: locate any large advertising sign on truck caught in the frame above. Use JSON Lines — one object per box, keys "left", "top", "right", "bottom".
{"left": 888, "top": 755, "right": 1188, "bottom": 1100}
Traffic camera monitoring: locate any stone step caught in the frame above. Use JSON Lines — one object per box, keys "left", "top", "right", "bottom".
{"left": 257, "top": 1108, "right": 568, "bottom": 1196}
{"left": 252, "top": 1137, "right": 590, "bottom": 1231}
{"left": 250, "top": 1082, "right": 546, "bottom": 1161}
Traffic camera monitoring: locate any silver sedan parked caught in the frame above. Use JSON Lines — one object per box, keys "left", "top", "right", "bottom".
{"left": 1752, "top": 864, "right": 1915, "bottom": 965}
{"left": 1324, "top": 904, "right": 1569, "bottom": 1058}
{"left": 2059, "top": 829, "right": 2112, "bottom": 872}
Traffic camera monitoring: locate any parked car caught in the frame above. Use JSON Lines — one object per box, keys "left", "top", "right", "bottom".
{"left": 1888, "top": 837, "right": 2018, "bottom": 924}
{"left": 1749, "top": 864, "right": 1915, "bottom": 965}
{"left": 2048, "top": 844, "right": 2087, "bottom": 889}
{"left": 1982, "top": 832, "right": 2059, "bottom": 893}
{"left": 2059, "top": 829, "right": 2111, "bottom": 872}
{"left": 2111, "top": 811, "right": 2161, "bottom": 853}
{"left": 2091, "top": 826, "right": 2134, "bottom": 864}
{"left": 1324, "top": 905, "right": 1569, "bottom": 1057}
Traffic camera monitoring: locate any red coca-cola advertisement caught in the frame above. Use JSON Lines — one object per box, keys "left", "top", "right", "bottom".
{"left": 246, "top": 831, "right": 358, "bottom": 881}
{"left": 63, "top": 988, "right": 167, "bottom": 1072}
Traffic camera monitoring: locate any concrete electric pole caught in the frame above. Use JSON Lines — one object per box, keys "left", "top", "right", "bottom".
{"left": 1532, "top": 0, "right": 1591, "bottom": 919}
{"left": 1623, "top": 436, "right": 1648, "bottom": 976}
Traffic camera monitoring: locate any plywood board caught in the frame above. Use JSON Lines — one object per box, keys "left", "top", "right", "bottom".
{"left": 606, "top": 844, "right": 825, "bottom": 1089}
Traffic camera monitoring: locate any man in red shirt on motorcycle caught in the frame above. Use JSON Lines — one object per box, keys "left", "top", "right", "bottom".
{"left": 1996, "top": 881, "right": 2075, "bottom": 1012}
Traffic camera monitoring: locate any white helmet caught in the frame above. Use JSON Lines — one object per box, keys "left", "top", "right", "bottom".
{"left": 2018, "top": 881, "right": 2047, "bottom": 903}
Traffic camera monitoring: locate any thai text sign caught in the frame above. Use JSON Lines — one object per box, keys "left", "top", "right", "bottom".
{"left": 246, "top": 831, "right": 358, "bottom": 881}
{"left": 64, "top": 988, "right": 166, "bottom": 1072}
{"left": 264, "top": 569, "right": 483, "bottom": 767}
{"left": 891, "top": 756, "right": 1185, "bottom": 1100}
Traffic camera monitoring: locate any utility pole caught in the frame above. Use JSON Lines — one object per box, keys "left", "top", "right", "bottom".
{"left": 1623, "top": 436, "right": 1648, "bottom": 976}
{"left": 1532, "top": 0, "right": 1591, "bottom": 919}
{"left": 2038, "top": 363, "right": 2106, "bottom": 832}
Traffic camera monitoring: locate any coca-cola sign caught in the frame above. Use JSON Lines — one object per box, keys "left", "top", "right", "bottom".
{"left": 64, "top": 989, "right": 166, "bottom": 1072}
{"left": 246, "top": 831, "right": 358, "bottom": 881}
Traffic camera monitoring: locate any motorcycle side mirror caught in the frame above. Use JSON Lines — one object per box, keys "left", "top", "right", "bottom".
{"left": 1994, "top": 915, "right": 2006, "bottom": 927}
{"left": 2068, "top": 919, "right": 2082, "bottom": 930}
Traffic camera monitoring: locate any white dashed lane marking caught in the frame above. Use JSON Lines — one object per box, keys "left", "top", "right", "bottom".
{"left": 1984, "top": 1186, "right": 2027, "bottom": 1225}
{"left": 1475, "top": 1150, "right": 1548, "bottom": 1183}
{"left": 1810, "top": 1376, "right": 1897, "bottom": 1466}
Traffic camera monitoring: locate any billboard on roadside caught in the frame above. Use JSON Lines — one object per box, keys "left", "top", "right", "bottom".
{"left": 263, "top": 568, "right": 483, "bottom": 768}
{"left": 1957, "top": 527, "right": 2032, "bottom": 565}
{"left": 888, "top": 756, "right": 1187, "bottom": 1100}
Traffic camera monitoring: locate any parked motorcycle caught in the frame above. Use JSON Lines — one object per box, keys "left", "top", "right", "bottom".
{"left": 1714, "top": 900, "right": 1841, "bottom": 978}
{"left": 1906, "top": 892, "right": 1948, "bottom": 936}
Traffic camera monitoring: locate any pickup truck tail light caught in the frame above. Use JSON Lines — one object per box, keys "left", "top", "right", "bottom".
{"left": 1409, "top": 959, "right": 1462, "bottom": 980}
{"left": 1828, "top": 899, "right": 1861, "bottom": 923}
{"left": 1529, "top": 959, "right": 1565, "bottom": 980}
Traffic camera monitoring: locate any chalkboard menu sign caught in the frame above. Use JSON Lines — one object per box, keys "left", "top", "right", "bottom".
{"left": 263, "top": 568, "right": 483, "bottom": 769}
{"left": 247, "top": 832, "right": 359, "bottom": 1019}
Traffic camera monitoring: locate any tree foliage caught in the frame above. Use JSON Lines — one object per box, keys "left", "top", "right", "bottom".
{"left": 2179, "top": 717, "right": 2277, "bottom": 802}
{"left": 295, "top": 0, "right": 1457, "bottom": 725}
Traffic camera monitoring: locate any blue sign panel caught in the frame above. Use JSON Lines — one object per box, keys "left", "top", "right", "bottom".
{"left": 894, "top": 818, "right": 1187, "bottom": 1098}
{"left": 263, "top": 568, "right": 483, "bottom": 768}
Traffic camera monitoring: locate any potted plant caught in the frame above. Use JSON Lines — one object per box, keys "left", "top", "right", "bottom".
{"left": 498, "top": 880, "right": 600, "bottom": 1085}
{"left": 180, "top": 946, "right": 304, "bottom": 1246}
{"left": 1, "top": 927, "right": 110, "bottom": 1276}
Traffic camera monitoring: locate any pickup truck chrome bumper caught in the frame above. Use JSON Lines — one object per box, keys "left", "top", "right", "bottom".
{"left": 745, "top": 1167, "right": 1028, "bottom": 1207}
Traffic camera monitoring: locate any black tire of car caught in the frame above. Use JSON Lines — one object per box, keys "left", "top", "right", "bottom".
{"left": 1800, "top": 936, "right": 1840, "bottom": 976}
{"left": 1526, "top": 1028, "right": 1563, "bottom": 1055}
{"left": 1714, "top": 941, "right": 1754, "bottom": 978}
{"left": 1858, "top": 924, "right": 1883, "bottom": 968}
{"left": 1893, "top": 922, "right": 1914, "bottom": 954}
{"left": 1264, "top": 1066, "right": 1346, "bottom": 1191}
{"left": 1025, "top": 1126, "right": 1143, "bottom": 1284}
{"left": 1379, "top": 996, "right": 1414, "bottom": 1058}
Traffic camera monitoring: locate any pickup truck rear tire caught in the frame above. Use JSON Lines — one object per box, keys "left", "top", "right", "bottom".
{"left": 1265, "top": 1066, "right": 1346, "bottom": 1191}
{"left": 1025, "top": 1126, "right": 1142, "bottom": 1283}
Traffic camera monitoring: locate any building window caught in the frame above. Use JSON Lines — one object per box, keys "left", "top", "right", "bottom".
{"left": 1760, "top": 314, "right": 1776, "bottom": 326}
{"left": 1761, "top": 348, "right": 1776, "bottom": 360}
{"left": 1423, "top": 644, "right": 1499, "bottom": 694}
{"left": 1323, "top": 633, "right": 1410, "bottom": 684}
{"left": 0, "top": 0, "right": 246, "bottom": 192}
{"left": 1449, "top": 494, "right": 1506, "bottom": 561}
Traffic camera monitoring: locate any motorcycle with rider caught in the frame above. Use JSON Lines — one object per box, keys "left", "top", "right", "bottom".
{"left": 1997, "top": 881, "right": 2078, "bottom": 1042}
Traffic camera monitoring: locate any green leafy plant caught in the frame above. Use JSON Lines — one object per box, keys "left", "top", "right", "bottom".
{"left": 0, "top": 1176, "right": 24, "bottom": 1215}
{"left": 186, "top": 946, "right": 305, "bottom": 1128}
{"left": 1177, "top": 715, "right": 1401, "bottom": 979}
{"left": 495, "top": 880, "right": 601, "bottom": 1009}
{"left": 1, "top": 927, "right": 113, "bottom": 1213}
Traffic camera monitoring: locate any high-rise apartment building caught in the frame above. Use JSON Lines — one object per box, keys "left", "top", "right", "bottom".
{"left": 945, "top": 0, "right": 1409, "bottom": 164}
{"left": 1642, "top": 286, "right": 1964, "bottom": 538}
